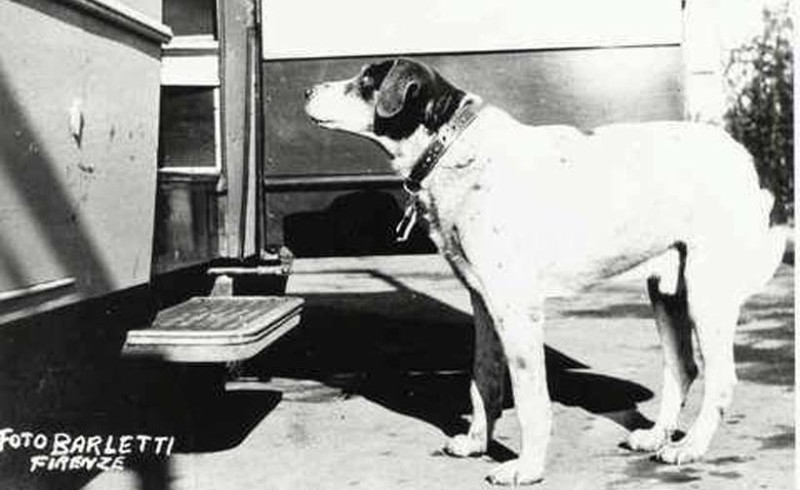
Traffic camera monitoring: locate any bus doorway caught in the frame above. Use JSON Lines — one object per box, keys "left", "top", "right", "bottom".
{"left": 154, "top": 0, "right": 265, "bottom": 279}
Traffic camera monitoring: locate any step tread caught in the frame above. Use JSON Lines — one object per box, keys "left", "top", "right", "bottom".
{"left": 122, "top": 296, "right": 304, "bottom": 363}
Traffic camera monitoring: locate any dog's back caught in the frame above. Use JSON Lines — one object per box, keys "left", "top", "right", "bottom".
{"left": 431, "top": 114, "right": 781, "bottom": 294}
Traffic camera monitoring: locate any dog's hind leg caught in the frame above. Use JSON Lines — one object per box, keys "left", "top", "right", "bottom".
{"left": 627, "top": 247, "right": 698, "bottom": 451}
{"left": 655, "top": 251, "right": 740, "bottom": 464}
{"left": 446, "top": 291, "right": 506, "bottom": 457}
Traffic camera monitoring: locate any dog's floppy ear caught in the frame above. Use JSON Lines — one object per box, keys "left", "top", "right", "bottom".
{"left": 424, "top": 92, "right": 459, "bottom": 131}
{"left": 373, "top": 58, "right": 464, "bottom": 139}
{"left": 376, "top": 60, "right": 422, "bottom": 119}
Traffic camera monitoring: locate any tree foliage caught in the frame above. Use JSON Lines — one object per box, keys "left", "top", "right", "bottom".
{"left": 724, "top": 3, "right": 794, "bottom": 222}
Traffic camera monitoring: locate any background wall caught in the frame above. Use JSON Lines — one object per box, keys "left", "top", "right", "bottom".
{"left": 261, "top": 0, "right": 681, "bottom": 60}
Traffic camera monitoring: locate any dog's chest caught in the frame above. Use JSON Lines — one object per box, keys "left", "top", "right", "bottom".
{"left": 418, "top": 115, "right": 577, "bottom": 245}
{"left": 421, "top": 149, "right": 486, "bottom": 226}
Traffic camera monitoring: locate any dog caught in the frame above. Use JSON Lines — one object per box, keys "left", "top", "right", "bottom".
{"left": 304, "top": 58, "right": 786, "bottom": 485}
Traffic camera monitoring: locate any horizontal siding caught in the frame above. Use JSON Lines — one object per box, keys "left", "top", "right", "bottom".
{"left": 263, "top": 46, "right": 683, "bottom": 177}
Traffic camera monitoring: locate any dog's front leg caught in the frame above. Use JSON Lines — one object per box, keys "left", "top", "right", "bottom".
{"left": 485, "top": 299, "right": 550, "bottom": 486}
{"left": 446, "top": 290, "right": 506, "bottom": 457}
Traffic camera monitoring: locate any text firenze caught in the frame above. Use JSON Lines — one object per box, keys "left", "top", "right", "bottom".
{"left": 0, "top": 428, "right": 176, "bottom": 473}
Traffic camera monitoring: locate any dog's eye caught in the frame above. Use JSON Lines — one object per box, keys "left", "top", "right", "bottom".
{"left": 356, "top": 75, "right": 377, "bottom": 98}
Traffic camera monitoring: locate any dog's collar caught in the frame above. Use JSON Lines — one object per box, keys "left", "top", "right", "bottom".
{"left": 403, "top": 100, "right": 485, "bottom": 193}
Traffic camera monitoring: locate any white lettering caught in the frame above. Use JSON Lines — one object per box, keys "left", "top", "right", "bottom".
{"left": 102, "top": 436, "right": 116, "bottom": 455}
{"left": 110, "top": 456, "right": 126, "bottom": 471}
{"left": 0, "top": 428, "right": 14, "bottom": 451}
{"left": 136, "top": 435, "right": 151, "bottom": 453}
{"left": 19, "top": 432, "right": 33, "bottom": 446}
{"left": 51, "top": 433, "right": 71, "bottom": 456}
{"left": 28, "top": 455, "right": 48, "bottom": 472}
{"left": 118, "top": 436, "right": 133, "bottom": 455}
{"left": 86, "top": 436, "right": 102, "bottom": 456}
{"left": 153, "top": 436, "right": 170, "bottom": 455}
{"left": 69, "top": 435, "right": 86, "bottom": 454}
{"left": 33, "top": 434, "right": 48, "bottom": 450}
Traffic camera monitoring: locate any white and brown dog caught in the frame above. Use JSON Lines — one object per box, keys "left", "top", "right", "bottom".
{"left": 304, "top": 58, "right": 785, "bottom": 485}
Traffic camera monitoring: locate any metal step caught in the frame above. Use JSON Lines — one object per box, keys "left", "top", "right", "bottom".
{"left": 122, "top": 296, "right": 304, "bottom": 363}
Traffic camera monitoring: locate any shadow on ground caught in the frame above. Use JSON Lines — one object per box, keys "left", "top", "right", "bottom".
{"left": 247, "top": 284, "right": 655, "bottom": 460}
{"left": 553, "top": 264, "right": 795, "bottom": 388}
{"left": 0, "top": 297, "right": 281, "bottom": 490}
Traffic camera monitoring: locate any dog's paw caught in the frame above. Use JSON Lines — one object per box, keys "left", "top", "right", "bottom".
{"left": 654, "top": 437, "right": 705, "bottom": 465}
{"left": 444, "top": 434, "right": 486, "bottom": 458}
{"left": 486, "top": 459, "right": 544, "bottom": 486}
{"left": 626, "top": 427, "right": 669, "bottom": 452}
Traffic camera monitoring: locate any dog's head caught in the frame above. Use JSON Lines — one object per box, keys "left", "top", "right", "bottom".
{"left": 304, "top": 58, "right": 466, "bottom": 145}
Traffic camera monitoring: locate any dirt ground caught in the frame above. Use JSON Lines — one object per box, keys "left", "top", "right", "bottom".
{"left": 79, "top": 254, "right": 793, "bottom": 490}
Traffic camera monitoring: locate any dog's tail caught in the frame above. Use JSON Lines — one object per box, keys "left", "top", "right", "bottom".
{"left": 739, "top": 190, "right": 788, "bottom": 298}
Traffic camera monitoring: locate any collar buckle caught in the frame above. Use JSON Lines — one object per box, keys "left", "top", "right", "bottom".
{"left": 395, "top": 100, "right": 484, "bottom": 242}
{"left": 395, "top": 196, "right": 419, "bottom": 243}
{"left": 402, "top": 100, "right": 484, "bottom": 194}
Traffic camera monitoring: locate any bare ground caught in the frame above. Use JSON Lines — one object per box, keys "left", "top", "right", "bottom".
{"left": 81, "top": 254, "right": 793, "bottom": 490}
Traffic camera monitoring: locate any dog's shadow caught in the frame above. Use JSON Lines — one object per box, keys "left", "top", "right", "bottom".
{"left": 248, "top": 273, "right": 654, "bottom": 461}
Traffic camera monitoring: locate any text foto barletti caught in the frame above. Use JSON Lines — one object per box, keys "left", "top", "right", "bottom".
{"left": 0, "top": 428, "right": 176, "bottom": 473}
